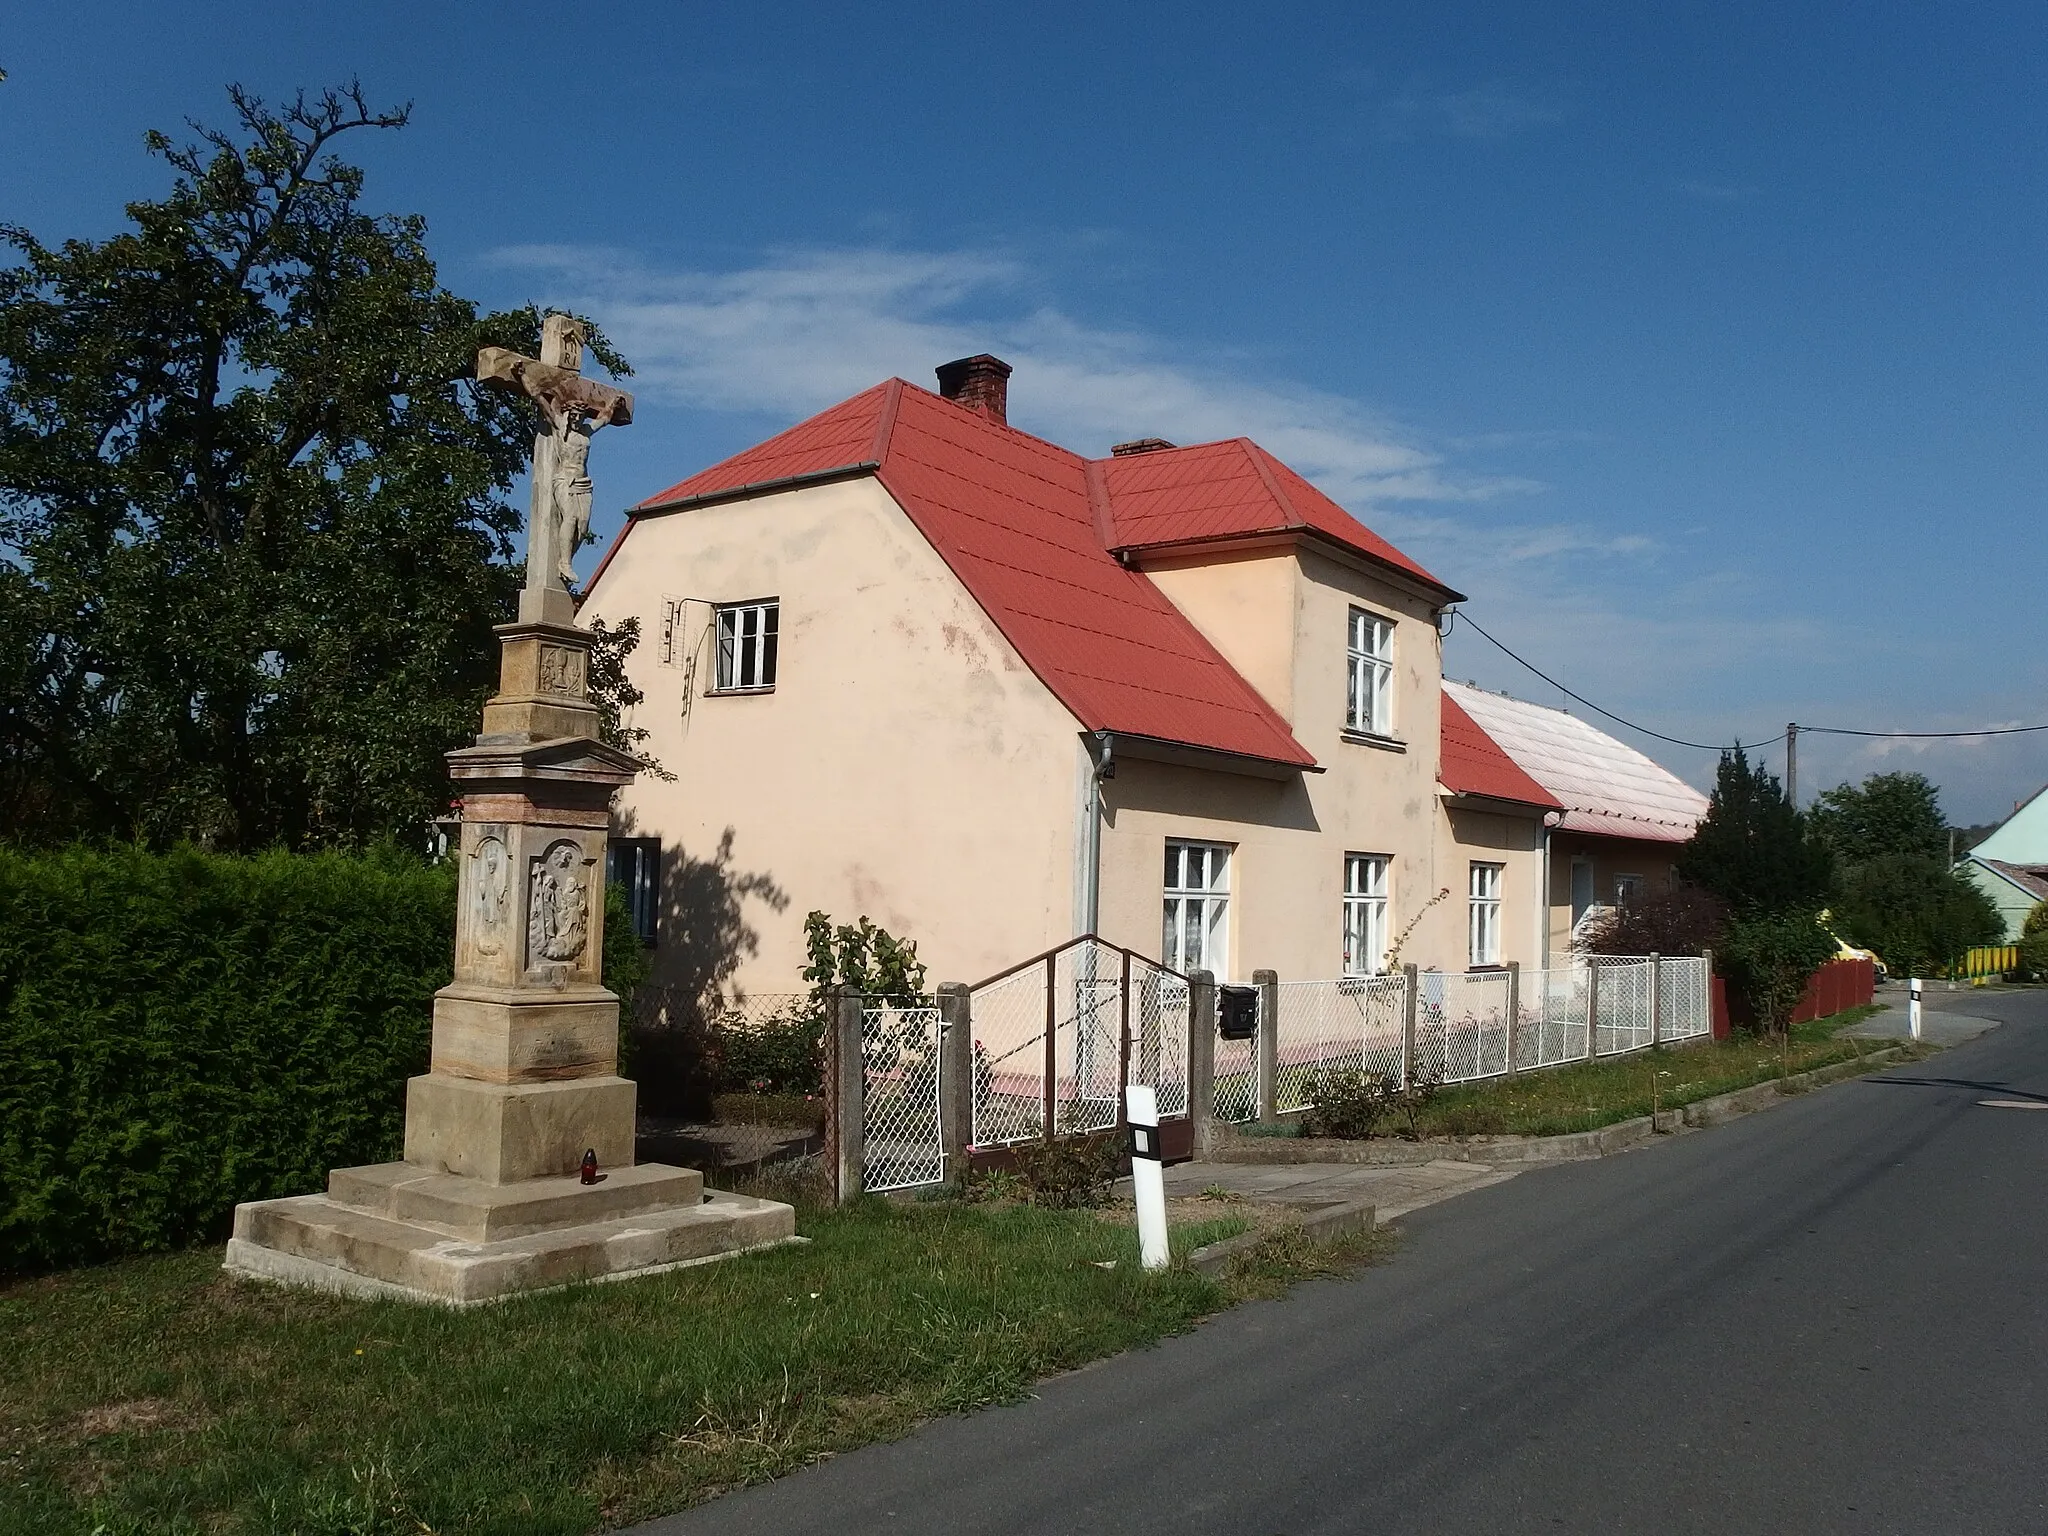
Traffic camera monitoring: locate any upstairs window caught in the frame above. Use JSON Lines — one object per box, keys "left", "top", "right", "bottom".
{"left": 1342, "top": 854, "right": 1389, "bottom": 977}
{"left": 714, "top": 600, "right": 778, "bottom": 692}
{"left": 1468, "top": 861, "right": 1504, "bottom": 968}
{"left": 1346, "top": 608, "right": 1393, "bottom": 736}
{"left": 1163, "top": 840, "right": 1231, "bottom": 976}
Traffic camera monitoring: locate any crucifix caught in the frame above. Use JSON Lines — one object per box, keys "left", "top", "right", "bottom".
{"left": 477, "top": 314, "right": 635, "bottom": 599}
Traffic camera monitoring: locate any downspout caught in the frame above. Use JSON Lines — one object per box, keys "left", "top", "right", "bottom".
{"left": 1540, "top": 810, "right": 1562, "bottom": 969}
{"left": 1084, "top": 731, "right": 1115, "bottom": 935}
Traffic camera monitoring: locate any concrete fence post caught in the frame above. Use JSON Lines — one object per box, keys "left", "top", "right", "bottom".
{"left": 1254, "top": 968, "right": 1280, "bottom": 1123}
{"left": 835, "top": 991, "right": 866, "bottom": 1205}
{"left": 1505, "top": 961, "right": 1522, "bottom": 1075}
{"left": 1586, "top": 963, "right": 1602, "bottom": 1061}
{"left": 1649, "top": 952, "right": 1663, "bottom": 1047}
{"left": 1189, "top": 969, "right": 1218, "bottom": 1157}
{"left": 937, "top": 981, "right": 972, "bottom": 1175}
{"left": 1402, "top": 963, "right": 1419, "bottom": 1088}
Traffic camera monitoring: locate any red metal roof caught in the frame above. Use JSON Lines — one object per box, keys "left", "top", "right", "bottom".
{"left": 1098, "top": 438, "right": 1456, "bottom": 595}
{"left": 1439, "top": 693, "right": 1560, "bottom": 810}
{"left": 616, "top": 380, "right": 1320, "bottom": 770}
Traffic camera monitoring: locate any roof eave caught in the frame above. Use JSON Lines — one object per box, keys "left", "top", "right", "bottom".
{"left": 1103, "top": 730, "right": 1321, "bottom": 782}
{"left": 632, "top": 460, "right": 882, "bottom": 518}
{"left": 1116, "top": 527, "right": 1464, "bottom": 605}
{"left": 1440, "top": 786, "right": 1559, "bottom": 817}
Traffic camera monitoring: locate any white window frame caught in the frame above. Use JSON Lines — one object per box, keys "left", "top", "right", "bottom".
{"left": 1614, "top": 874, "right": 1645, "bottom": 908}
{"left": 1163, "top": 840, "right": 1231, "bottom": 977}
{"left": 1468, "top": 861, "right": 1504, "bottom": 969}
{"left": 1342, "top": 854, "right": 1389, "bottom": 977}
{"left": 1346, "top": 607, "right": 1394, "bottom": 737}
{"left": 713, "top": 599, "right": 779, "bottom": 692}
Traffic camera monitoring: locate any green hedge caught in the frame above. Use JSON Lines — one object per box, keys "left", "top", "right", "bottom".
{"left": 0, "top": 844, "right": 646, "bottom": 1273}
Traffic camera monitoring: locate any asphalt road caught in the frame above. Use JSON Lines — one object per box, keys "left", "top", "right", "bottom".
{"left": 641, "top": 989, "right": 2048, "bottom": 1535}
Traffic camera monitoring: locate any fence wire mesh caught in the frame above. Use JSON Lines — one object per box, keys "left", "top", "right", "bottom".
{"left": 861, "top": 1003, "right": 943, "bottom": 1191}
{"left": 1270, "top": 975, "right": 1406, "bottom": 1112}
{"left": 1594, "top": 960, "right": 1655, "bottom": 1055}
{"left": 1421, "top": 969, "right": 1514, "bottom": 1084}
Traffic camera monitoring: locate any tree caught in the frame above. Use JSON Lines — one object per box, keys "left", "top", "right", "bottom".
{"left": 1675, "top": 746, "right": 1831, "bottom": 913}
{"left": 1832, "top": 853, "right": 2003, "bottom": 978}
{"left": 0, "top": 83, "right": 630, "bottom": 850}
{"left": 1808, "top": 772, "right": 1949, "bottom": 866}
{"left": 1718, "top": 908, "right": 1840, "bottom": 1037}
{"left": 1581, "top": 886, "right": 1729, "bottom": 958}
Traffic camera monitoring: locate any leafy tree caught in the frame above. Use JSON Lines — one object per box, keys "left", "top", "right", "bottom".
{"left": 1833, "top": 853, "right": 2003, "bottom": 978}
{"left": 0, "top": 82, "right": 631, "bottom": 850}
{"left": 2020, "top": 901, "right": 2048, "bottom": 981}
{"left": 1676, "top": 747, "right": 1831, "bottom": 913}
{"left": 1718, "top": 908, "right": 1839, "bottom": 1037}
{"left": 1582, "top": 886, "right": 1729, "bottom": 958}
{"left": 1808, "top": 771, "right": 1949, "bottom": 866}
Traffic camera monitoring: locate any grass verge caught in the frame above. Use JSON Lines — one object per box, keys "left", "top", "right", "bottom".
{"left": 0, "top": 1199, "right": 1389, "bottom": 1535}
{"left": 1409, "top": 1005, "right": 1899, "bottom": 1137}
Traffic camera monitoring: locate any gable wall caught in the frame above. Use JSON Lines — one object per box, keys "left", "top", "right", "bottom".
{"left": 580, "top": 476, "right": 1083, "bottom": 996}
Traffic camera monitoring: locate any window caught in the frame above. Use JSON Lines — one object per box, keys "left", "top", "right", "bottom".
{"left": 1342, "top": 854, "right": 1389, "bottom": 976}
{"left": 1468, "top": 861, "right": 1504, "bottom": 968}
{"left": 1163, "top": 841, "right": 1230, "bottom": 976}
{"left": 714, "top": 600, "right": 778, "bottom": 691}
{"left": 659, "top": 598, "right": 685, "bottom": 666}
{"left": 606, "top": 837, "right": 661, "bottom": 947}
{"left": 1614, "top": 874, "right": 1645, "bottom": 908}
{"left": 1346, "top": 608, "right": 1394, "bottom": 736}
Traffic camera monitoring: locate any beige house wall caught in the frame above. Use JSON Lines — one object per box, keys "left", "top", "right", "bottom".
{"left": 580, "top": 476, "right": 1084, "bottom": 998}
{"left": 1546, "top": 833, "right": 1688, "bottom": 958}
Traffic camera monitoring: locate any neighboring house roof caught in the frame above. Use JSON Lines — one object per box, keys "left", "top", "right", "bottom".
{"left": 1972, "top": 782, "right": 2048, "bottom": 864}
{"left": 1096, "top": 438, "right": 1459, "bottom": 598}
{"left": 1972, "top": 857, "right": 2048, "bottom": 905}
{"left": 1438, "top": 692, "right": 1560, "bottom": 811}
{"left": 1444, "top": 681, "right": 1708, "bottom": 843}
{"left": 609, "top": 378, "right": 1374, "bottom": 771}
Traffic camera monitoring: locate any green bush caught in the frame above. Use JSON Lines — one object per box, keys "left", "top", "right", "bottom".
{"left": 715, "top": 1004, "right": 826, "bottom": 1096}
{"left": 1301, "top": 1070, "right": 1394, "bottom": 1139}
{"left": 1718, "top": 907, "right": 1839, "bottom": 1035}
{"left": 0, "top": 844, "right": 645, "bottom": 1272}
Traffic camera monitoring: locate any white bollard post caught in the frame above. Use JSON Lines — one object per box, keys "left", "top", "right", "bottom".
{"left": 1125, "top": 1084, "right": 1170, "bottom": 1272}
{"left": 1909, "top": 978, "right": 1923, "bottom": 1041}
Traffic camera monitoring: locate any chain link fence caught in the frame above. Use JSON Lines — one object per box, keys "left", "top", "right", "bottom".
{"left": 861, "top": 1003, "right": 944, "bottom": 1192}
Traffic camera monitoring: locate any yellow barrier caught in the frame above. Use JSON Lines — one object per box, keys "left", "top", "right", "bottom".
{"left": 1957, "top": 945, "right": 2019, "bottom": 980}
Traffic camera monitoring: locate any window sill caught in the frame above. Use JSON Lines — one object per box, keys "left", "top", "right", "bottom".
{"left": 1340, "top": 729, "right": 1406, "bottom": 753}
{"left": 707, "top": 685, "right": 776, "bottom": 698}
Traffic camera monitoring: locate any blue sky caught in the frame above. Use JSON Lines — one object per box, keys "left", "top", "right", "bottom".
{"left": 5, "top": 2, "right": 2045, "bottom": 822}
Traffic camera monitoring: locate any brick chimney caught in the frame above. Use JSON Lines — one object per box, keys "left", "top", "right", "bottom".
{"left": 935, "top": 354, "right": 1012, "bottom": 425}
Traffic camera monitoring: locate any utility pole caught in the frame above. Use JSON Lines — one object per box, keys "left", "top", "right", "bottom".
{"left": 1786, "top": 722, "right": 1798, "bottom": 807}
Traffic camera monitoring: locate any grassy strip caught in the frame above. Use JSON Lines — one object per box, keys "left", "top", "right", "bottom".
{"left": 0, "top": 1199, "right": 1388, "bottom": 1535}
{"left": 1410, "top": 1005, "right": 1893, "bottom": 1138}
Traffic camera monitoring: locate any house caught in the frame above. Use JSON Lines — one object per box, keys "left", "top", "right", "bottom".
{"left": 1959, "top": 783, "right": 2048, "bottom": 940}
{"left": 1439, "top": 681, "right": 1710, "bottom": 959}
{"left": 582, "top": 355, "right": 1603, "bottom": 996}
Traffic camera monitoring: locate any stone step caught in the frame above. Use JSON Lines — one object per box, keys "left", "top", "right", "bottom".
{"left": 226, "top": 1187, "right": 796, "bottom": 1306}
{"left": 325, "top": 1160, "right": 704, "bottom": 1240}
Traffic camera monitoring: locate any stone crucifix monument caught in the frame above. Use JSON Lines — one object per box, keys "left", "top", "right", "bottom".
{"left": 225, "top": 315, "right": 794, "bottom": 1305}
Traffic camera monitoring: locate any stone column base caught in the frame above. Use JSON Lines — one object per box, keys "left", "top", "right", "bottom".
{"left": 224, "top": 1160, "right": 798, "bottom": 1307}
{"left": 403, "top": 1072, "right": 636, "bottom": 1183}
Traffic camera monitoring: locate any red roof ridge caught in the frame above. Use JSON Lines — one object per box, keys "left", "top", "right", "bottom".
{"left": 1083, "top": 457, "right": 1116, "bottom": 550}
{"left": 867, "top": 376, "right": 905, "bottom": 463}
{"left": 1241, "top": 438, "right": 1307, "bottom": 531}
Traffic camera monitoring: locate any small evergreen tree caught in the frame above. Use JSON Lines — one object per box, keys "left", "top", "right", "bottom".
{"left": 1676, "top": 747, "right": 1831, "bottom": 912}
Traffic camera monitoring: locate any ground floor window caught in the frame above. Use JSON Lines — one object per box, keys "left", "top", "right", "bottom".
{"left": 1614, "top": 873, "right": 1645, "bottom": 907}
{"left": 1163, "top": 840, "right": 1230, "bottom": 976}
{"left": 1343, "top": 854, "right": 1389, "bottom": 976}
{"left": 606, "top": 837, "right": 661, "bottom": 946}
{"left": 1469, "top": 861, "right": 1504, "bottom": 968}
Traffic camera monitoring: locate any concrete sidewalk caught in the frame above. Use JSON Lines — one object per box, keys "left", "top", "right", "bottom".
{"left": 1845, "top": 999, "right": 2000, "bottom": 1046}
{"left": 1144, "top": 1155, "right": 1518, "bottom": 1223}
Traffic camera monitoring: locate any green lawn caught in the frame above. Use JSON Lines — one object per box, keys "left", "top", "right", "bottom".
{"left": 0, "top": 1199, "right": 1386, "bottom": 1536}
{"left": 1408, "top": 1006, "right": 1897, "bottom": 1137}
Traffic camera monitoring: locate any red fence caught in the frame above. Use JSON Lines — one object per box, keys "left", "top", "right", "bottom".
{"left": 1712, "top": 957, "right": 1876, "bottom": 1036}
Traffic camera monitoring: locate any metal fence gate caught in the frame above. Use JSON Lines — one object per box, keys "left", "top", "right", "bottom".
{"left": 861, "top": 1002, "right": 944, "bottom": 1192}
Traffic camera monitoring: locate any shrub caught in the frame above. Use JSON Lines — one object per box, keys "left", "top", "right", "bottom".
{"left": 2019, "top": 927, "right": 2048, "bottom": 983}
{"left": 1718, "top": 907, "right": 1839, "bottom": 1036}
{"left": 1582, "top": 887, "right": 1728, "bottom": 957}
{"left": 1302, "top": 1070, "right": 1394, "bottom": 1139}
{"left": 0, "top": 843, "right": 644, "bottom": 1272}
{"left": 1008, "top": 1131, "right": 1124, "bottom": 1209}
{"left": 714, "top": 1003, "right": 826, "bottom": 1097}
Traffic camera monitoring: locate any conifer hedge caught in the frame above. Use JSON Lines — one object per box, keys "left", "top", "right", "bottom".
{"left": 0, "top": 845, "right": 644, "bottom": 1272}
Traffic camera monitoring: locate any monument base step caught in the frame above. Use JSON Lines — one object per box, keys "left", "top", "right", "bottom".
{"left": 324, "top": 1159, "right": 705, "bottom": 1241}
{"left": 224, "top": 1173, "right": 797, "bottom": 1307}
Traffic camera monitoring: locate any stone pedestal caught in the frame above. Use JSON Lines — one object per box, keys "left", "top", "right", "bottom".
{"left": 225, "top": 607, "right": 795, "bottom": 1306}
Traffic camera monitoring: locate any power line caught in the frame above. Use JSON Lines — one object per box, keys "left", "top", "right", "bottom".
{"left": 1448, "top": 610, "right": 1783, "bottom": 752}
{"left": 1448, "top": 609, "right": 2048, "bottom": 751}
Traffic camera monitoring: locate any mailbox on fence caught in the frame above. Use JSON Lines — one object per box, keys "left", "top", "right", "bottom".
{"left": 1218, "top": 984, "right": 1259, "bottom": 1040}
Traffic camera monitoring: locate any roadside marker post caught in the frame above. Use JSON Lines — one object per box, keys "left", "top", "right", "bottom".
{"left": 1909, "top": 979, "right": 1923, "bottom": 1041}
{"left": 1126, "top": 1085, "right": 1170, "bottom": 1272}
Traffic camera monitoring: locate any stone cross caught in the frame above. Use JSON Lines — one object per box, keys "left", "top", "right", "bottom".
{"left": 478, "top": 314, "right": 635, "bottom": 597}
